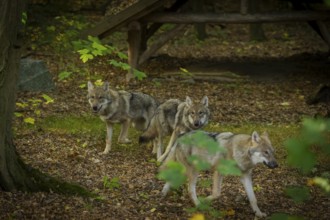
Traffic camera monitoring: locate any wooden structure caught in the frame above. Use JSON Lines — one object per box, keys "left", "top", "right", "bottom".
{"left": 82, "top": 0, "right": 330, "bottom": 82}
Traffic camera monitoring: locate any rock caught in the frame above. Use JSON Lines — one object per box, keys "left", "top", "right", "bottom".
{"left": 18, "top": 58, "right": 55, "bottom": 91}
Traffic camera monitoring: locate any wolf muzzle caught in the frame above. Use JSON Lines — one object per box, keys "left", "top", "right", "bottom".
{"left": 92, "top": 106, "right": 100, "bottom": 113}
{"left": 264, "top": 160, "right": 278, "bottom": 169}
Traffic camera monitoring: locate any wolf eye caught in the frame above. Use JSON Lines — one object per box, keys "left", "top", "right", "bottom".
{"left": 264, "top": 150, "right": 269, "bottom": 155}
{"left": 90, "top": 95, "right": 95, "bottom": 99}
{"left": 199, "top": 111, "right": 204, "bottom": 115}
{"left": 190, "top": 111, "right": 195, "bottom": 115}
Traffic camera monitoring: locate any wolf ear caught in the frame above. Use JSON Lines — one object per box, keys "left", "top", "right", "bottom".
{"left": 87, "top": 81, "right": 94, "bottom": 92}
{"left": 185, "top": 96, "right": 192, "bottom": 106}
{"left": 103, "top": 82, "right": 109, "bottom": 91}
{"left": 201, "top": 96, "right": 208, "bottom": 107}
{"left": 251, "top": 131, "right": 260, "bottom": 144}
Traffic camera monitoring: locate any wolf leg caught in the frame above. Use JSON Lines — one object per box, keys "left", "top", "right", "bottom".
{"left": 118, "top": 120, "right": 131, "bottom": 143}
{"left": 161, "top": 182, "right": 171, "bottom": 197}
{"left": 187, "top": 171, "right": 199, "bottom": 206}
{"left": 207, "top": 170, "right": 223, "bottom": 200}
{"left": 157, "top": 130, "right": 178, "bottom": 162}
{"left": 240, "top": 173, "right": 266, "bottom": 217}
{"left": 155, "top": 137, "right": 163, "bottom": 159}
{"left": 104, "top": 122, "right": 113, "bottom": 154}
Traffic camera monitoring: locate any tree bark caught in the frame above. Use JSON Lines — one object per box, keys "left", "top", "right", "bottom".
{"left": 0, "top": 0, "right": 91, "bottom": 195}
{"left": 0, "top": 0, "right": 28, "bottom": 191}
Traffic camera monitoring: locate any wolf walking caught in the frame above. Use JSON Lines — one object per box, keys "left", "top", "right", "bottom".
{"left": 139, "top": 96, "right": 210, "bottom": 161}
{"left": 87, "top": 81, "right": 158, "bottom": 154}
{"left": 161, "top": 130, "right": 278, "bottom": 217}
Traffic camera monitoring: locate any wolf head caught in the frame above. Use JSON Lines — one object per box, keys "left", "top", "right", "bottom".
{"left": 184, "top": 96, "right": 210, "bottom": 129}
{"left": 249, "top": 131, "right": 278, "bottom": 169}
{"left": 87, "top": 81, "right": 111, "bottom": 114}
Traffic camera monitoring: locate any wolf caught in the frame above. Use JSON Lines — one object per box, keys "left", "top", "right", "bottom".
{"left": 161, "top": 130, "right": 278, "bottom": 218}
{"left": 139, "top": 96, "right": 210, "bottom": 161}
{"left": 87, "top": 81, "right": 158, "bottom": 154}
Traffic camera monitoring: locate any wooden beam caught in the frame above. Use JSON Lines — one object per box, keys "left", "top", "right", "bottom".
{"left": 81, "top": 0, "right": 166, "bottom": 39}
{"left": 316, "top": 21, "right": 330, "bottom": 50}
{"left": 139, "top": 24, "right": 187, "bottom": 65}
{"left": 142, "top": 11, "right": 330, "bottom": 24}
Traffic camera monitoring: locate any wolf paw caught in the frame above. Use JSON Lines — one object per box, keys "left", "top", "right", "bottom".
{"left": 255, "top": 211, "right": 267, "bottom": 218}
{"left": 118, "top": 138, "right": 131, "bottom": 144}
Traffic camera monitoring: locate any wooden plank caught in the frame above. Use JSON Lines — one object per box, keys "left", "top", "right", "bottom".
{"left": 142, "top": 11, "right": 330, "bottom": 24}
{"left": 139, "top": 24, "right": 187, "bottom": 65}
{"left": 82, "top": 0, "right": 166, "bottom": 39}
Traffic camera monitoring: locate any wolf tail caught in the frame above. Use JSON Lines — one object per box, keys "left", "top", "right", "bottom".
{"left": 139, "top": 121, "right": 157, "bottom": 144}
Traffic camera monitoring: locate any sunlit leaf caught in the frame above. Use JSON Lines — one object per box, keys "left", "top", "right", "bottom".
{"left": 81, "top": 53, "right": 93, "bottom": 63}
{"left": 42, "top": 94, "right": 54, "bottom": 104}
{"left": 313, "top": 177, "right": 330, "bottom": 192}
{"left": 24, "top": 117, "right": 35, "bottom": 124}
{"left": 189, "top": 213, "right": 205, "bottom": 220}
{"left": 14, "top": 112, "right": 23, "bottom": 117}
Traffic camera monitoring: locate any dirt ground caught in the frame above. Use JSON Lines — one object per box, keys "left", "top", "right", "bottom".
{"left": 1, "top": 11, "right": 330, "bottom": 220}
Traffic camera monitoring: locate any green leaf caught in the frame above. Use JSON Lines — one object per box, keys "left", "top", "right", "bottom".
{"left": 188, "top": 155, "right": 211, "bottom": 171}
{"left": 81, "top": 53, "right": 94, "bottom": 63}
{"left": 42, "top": 94, "right": 54, "bottom": 104}
{"left": 14, "top": 112, "right": 23, "bottom": 117}
{"left": 21, "top": 12, "right": 27, "bottom": 25}
{"left": 16, "top": 102, "right": 28, "bottom": 108}
{"left": 58, "top": 71, "right": 72, "bottom": 81}
{"left": 79, "top": 84, "right": 87, "bottom": 89}
{"left": 92, "top": 42, "right": 107, "bottom": 51}
{"left": 285, "top": 139, "right": 316, "bottom": 173}
{"left": 178, "top": 131, "right": 225, "bottom": 155}
{"left": 157, "top": 161, "right": 186, "bottom": 189}
{"left": 285, "top": 186, "right": 310, "bottom": 204}
{"left": 217, "top": 159, "right": 242, "bottom": 176}
{"left": 313, "top": 177, "right": 330, "bottom": 192}
{"left": 117, "top": 51, "right": 128, "bottom": 59}
{"left": 133, "top": 69, "right": 147, "bottom": 80}
{"left": 24, "top": 117, "right": 35, "bottom": 124}
{"left": 78, "top": 49, "right": 90, "bottom": 55}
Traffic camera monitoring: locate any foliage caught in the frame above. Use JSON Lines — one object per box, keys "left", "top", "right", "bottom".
{"left": 15, "top": 94, "right": 54, "bottom": 125}
{"left": 270, "top": 117, "right": 330, "bottom": 219}
{"left": 103, "top": 176, "right": 121, "bottom": 191}
{"left": 74, "top": 36, "right": 146, "bottom": 80}
{"left": 157, "top": 161, "right": 186, "bottom": 189}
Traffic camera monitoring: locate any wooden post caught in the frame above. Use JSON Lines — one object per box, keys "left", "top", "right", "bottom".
{"left": 316, "top": 21, "right": 330, "bottom": 52}
{"left": 192, "top": 0, "right": 206, "bottom": 40}
{"left": 248, "top": 0, "right": 266, "bottom": 41}
{"left": 127, "top": 21, "right": 142, "bottom": 82}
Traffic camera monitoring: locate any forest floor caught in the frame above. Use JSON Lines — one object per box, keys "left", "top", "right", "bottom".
{"left": 1, "top": 6, "right": 330, "bottom": 220}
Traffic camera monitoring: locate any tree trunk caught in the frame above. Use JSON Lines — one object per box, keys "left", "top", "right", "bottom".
{"left": 0, "top": 0, "right": 91, "bottom": 196}
{"left": 0, "top": 0, "right": 29, "bottom": 191}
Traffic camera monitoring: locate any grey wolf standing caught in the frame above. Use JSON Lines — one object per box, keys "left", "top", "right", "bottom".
{"left": 87, "top": 81, "right": 158, "bottom": 154}
{"left": 161, "top": 130, "right": 278, "bottom": 218}
{"left": 139, "top": 96, "right": 210, "bottom": 160}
